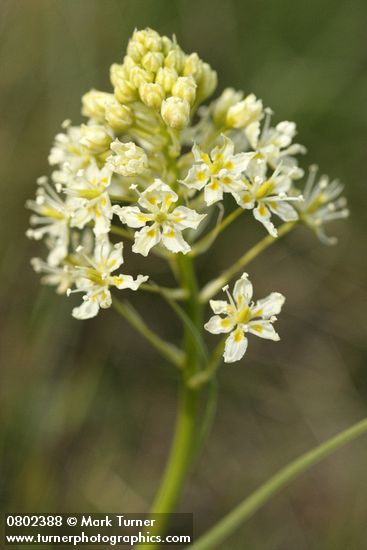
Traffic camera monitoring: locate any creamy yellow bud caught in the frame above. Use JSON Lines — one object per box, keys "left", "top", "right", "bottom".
{"left": 183, "top": 52, "right": 202, "bottom": 79}
{"left": 105, "top": 100, "right": 133, "bottom": 131}
{"left": 197, "top": 63, "right": 217, "bottom": 100}
{"left": 110, "top": 63, "right": 125, "bottom": 88}
{"left": 81, "top": 90, "right": 114, "bottom": 120}
{"left": 226, "top": 94, "right": 263, "bottom": 128}
{"left": 122, "top": 55, "right": 136, "bottom": 72}
{"left": 80, "top": 125, "right": 112, "bottom": 154}
{"left": 139, "top": 82, "right": 165, "bottom": 110}
{"left": 212, "top": 88, "right": 244, "bottom": 126}
{"left": 155, "top": 67, "right": 178, "bottom": 92}
{"left": 164, "top": 48, "right": 185, "bottom": 73}
{"left": 172, "top": 76, "right": 197, "bottom": 105}
{"left": 134, "top": 28, "right": 162, "bottom": 52}
{"left": 127, "top": 38, "right": 146, "bottom": 62}
{"left": 107, "top": 139, "right": 148, "bottom": 176}
{"left": 161, "top": 97, "right": 190, "bottom": 129}
{"left": 129, "top": 66, "right": 154, "bottom": 89}
{"left": 142, "top": 51, "right": 164, "bottom": 73}
{"left": 161, "top": 36, "right": 173, "bottom": 56}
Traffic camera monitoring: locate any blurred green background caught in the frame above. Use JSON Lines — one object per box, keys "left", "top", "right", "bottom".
{"left": 1, "top": 0, "right": 367, "bottom": 548}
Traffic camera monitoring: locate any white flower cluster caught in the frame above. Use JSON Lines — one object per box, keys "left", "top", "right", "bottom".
{"left": 27, "top": 28, "right": 348, "bottom": 360}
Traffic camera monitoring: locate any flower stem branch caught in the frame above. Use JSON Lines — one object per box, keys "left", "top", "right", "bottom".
{"left": 199, "top": 222, "right": 295, "bottom": 304}
{"left": 189, "top": 207, "right": 243, "bottom": 257}
{"left": 112, "top": 298, "right": 184, "bottom": 368}
{"left": 189, "top": 417, "right": 367, "bottom": 550}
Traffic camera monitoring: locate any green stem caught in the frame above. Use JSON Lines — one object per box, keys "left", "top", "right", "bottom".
{"left": 112, "top": 298, "right": 184, "bottom": 368}
{"left": 199, "top": 222, "right": 295, "bottom": 304}
{"left": 137, "top": 255, "right": 204, "bottom": 549}
{"left": 189, "top": 417, "right": 367, "bottom": 550}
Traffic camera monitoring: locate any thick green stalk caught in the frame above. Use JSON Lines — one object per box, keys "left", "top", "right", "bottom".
{"left": 189, "top": 417, "right": 367, "bottom": 550}
{"left": 137, "top": 255, "right": 204, "bottom": 548}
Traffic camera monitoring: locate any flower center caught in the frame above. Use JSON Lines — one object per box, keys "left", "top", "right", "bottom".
{"left": 256, "top": 180, "right": 274, "bottom": 200}
{"left": 236, "top": 305, "right": 251, "bottom": 324}
{"left": 155, "top": 211, "right": 167, "bottom": 224}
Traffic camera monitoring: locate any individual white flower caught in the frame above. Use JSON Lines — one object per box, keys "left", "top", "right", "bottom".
{"left": 113, "top": 179, "right": 206, "bottom": 256}
{"left": 296, "top": 166, "right": 349, "bottom": 245}
{"left": 26, "top": 176, "right": 74, "bottom": 266}
{"left": 48, "top": 121, "right": 92, "bottom": 175}
{"left": 182, "top": 135, "right": 253, "bottom": 205}
{"left": 204, "top": 273, "right": 285, "bottom": 363}
{"left": 67, "top": 237, "right": 148, "bottom": 320}
{"left": 106, "top": 139, "right": 148, "bottom": 177}
{"left": 64, "top": 162, "right": 113, "bottom": 236}
{"left": 246, "top": 114, "right": 306, "bottom": 177}
{"left": 234, "top": 156, "right": 302, "bottom": 237}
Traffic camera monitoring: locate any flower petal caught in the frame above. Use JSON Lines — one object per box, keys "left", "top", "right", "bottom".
{"left": 209, "top": 299, "right": 229, "bottom": 315}
{"left": 113, "top": 205, "right": 150, "bottom": 228}
{"left": 161, "top": 225, "right": 190, "bottom": 254}
{"left": 72, "top": 299, "right": 100, "bottom": 320}
{"left": 233, "top": 273, "right": 253, "bottom": 305}
{"left": 204, "top": 315, "right": 235, "bottom": 334}
{"left": 204, "top": 179, "right": 223, "bottom": 205}
{"left": 223, "top": 328, "right": 248, "bottom": 363}
{"left": 247, "top": 320, "right": 280, "bottom": 341}
{"left": 181, "top": 165, "right": 209, "bottom": 190}
{"left": 132, "top": 224, "right": 161, "bottom": 256}
{"left": 170, "top": 206, "right": 206, "bottom": 230}
{"left": 114, "top": 273, "right": 148, "bottom": 290}
{"left": 252, "top": 292, "right": 285, "bottom": 318}
{"left": 267, "top": 200, "right": 299, "bottom": 222}
{"left": 253, "top": 203, "right": 277, "bottom": 237}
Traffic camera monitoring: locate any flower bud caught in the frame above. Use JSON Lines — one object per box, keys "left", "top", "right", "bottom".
{"left": 142, "top": 51, "right": 164, "bottom": 73}
{"left": 183, "top": 53, "right": 202, "bottom": 79}
{"left": 161, "top": 97, "right": 190, "bottom": 130}
{"left": 129, "top": 66, "right": 154, "bottom": 89}
{"left": 110, "top": 64, "right": 138, "bottom": 103}
{"left": 80, "top": 125, "right": 112, "bottom": 154}
{"left": 226, "top": 94, "right": 263, "bottom": 128}
{"left": 197, "top": 63, "right": 217, "bottom": 101}
{"left": 81, "top": 90, "right": 114, "bottom": 120}
{"left": 172, "top": 76, "right": 197, "bottom": 105}
{"left": 212, "top": 88, "right": 243, "bottom": 126}
{"left": 127, "top": 38, "right": 146, "bottom": 62}
{"left": 164, "top": 47, "right": 185, "bottom": 73}
{"left": 107, "top": 139, "right": 148, "bottom": 176}
{"left": 155, "top": 67, "right": 178, "bottom": 93}
{"left": 139, "top": 82, "right": 165, "bottom": 110}
{"left": 105, "top": 100, "right": 133, "bottom": 132}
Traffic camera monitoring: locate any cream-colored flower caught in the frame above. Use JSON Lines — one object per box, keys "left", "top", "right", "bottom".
{"left": 48, "top": 121, "right": 91, "bottom": 176}
{"left": 113, "top": 179, "right": 206, "bottom": 256}
{"left": 106, "top": 139, "right": 148, "bottom": 177}
{"left": 64, "top": 162, "right": 113, "bottom": 236}
{"left": 80, "top": 124, "right": 112, "bottom": 155}
{"left": 296, "top": 166, "right": 349, "bottom": 244}
{"left": 234, "top": 156, "right": 302, "bottom": 237}
{"left": 67, "top": 237, "right": 148, "bottom": 320}
{"left": 205, "top": 273, "right": 285, "bottom": 363}
{"left": 182, "top": 135, "right": 253, "bottom": 205}
{"left": 246, "top": 115, "right": 305, "bottom": 177}
{"left": 26, "top": 176, "right": 73, "bottom": 266}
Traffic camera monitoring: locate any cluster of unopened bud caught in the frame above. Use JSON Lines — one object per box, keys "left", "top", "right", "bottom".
{"left": 109, "top": 28, "right": 217, "bottom": 130}
{"left": 212, "top": 88, "right": 263, "bottom": 129}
